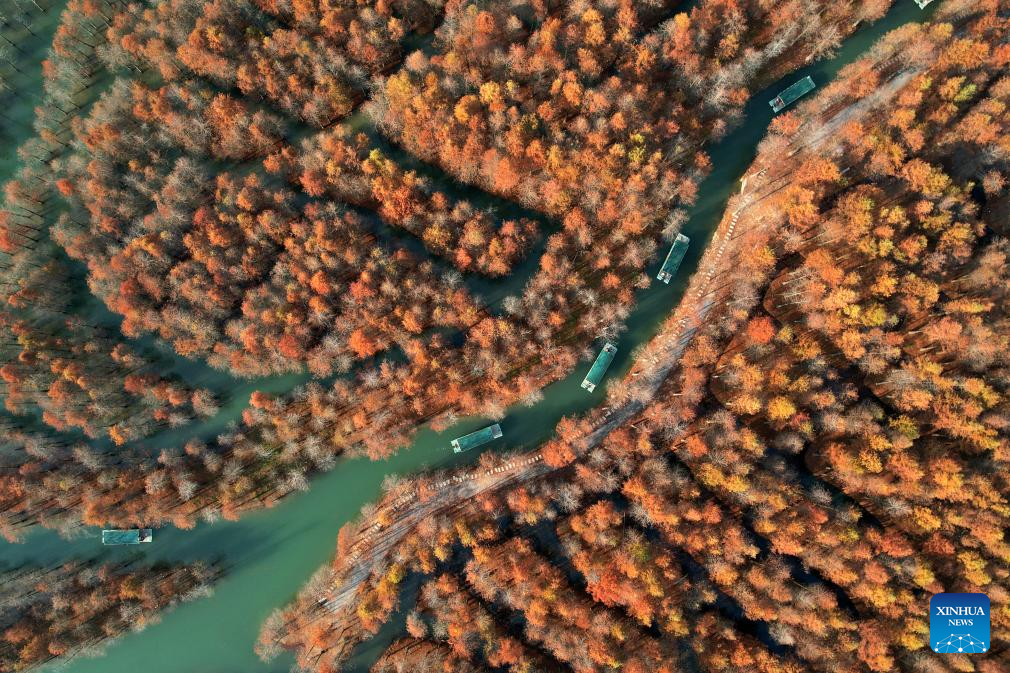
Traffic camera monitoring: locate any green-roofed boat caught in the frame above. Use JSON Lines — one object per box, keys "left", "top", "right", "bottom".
{"left": 451, "top": 423, "right": 503, "bottom": 453}
{"left": 102, "top": 529, "right": 153, "bottom": 545}
{"left": 657, "top": 233, "right": 691, "bottom": 284}
{"left": 769, "top": 76, "right": 816, "bottom": 113}
{"left": 582, "top": 343, "right": 618, "bottom": 392}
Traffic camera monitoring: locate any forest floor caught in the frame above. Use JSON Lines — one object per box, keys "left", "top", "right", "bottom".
{"left": 320, "top": 62, "right": 920, "bottom": 617}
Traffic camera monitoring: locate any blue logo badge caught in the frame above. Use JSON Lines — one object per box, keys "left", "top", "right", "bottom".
{"left": 930, "top": 593, "right": 989, "bottom": 653}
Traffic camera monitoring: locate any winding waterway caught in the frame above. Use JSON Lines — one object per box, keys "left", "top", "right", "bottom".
{"left": 1, "top": 2, "right": 940, "bottom": 672}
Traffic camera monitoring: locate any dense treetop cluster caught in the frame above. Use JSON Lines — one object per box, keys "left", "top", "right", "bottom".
{"left": 0, "top": 560, "right": 216, "bottom": 672}
{"left": 2, "top": 0, "right": 888, "bottom": 536}
{"left": 1, "top": 0, "right": 1008, "bottom": 672}
{"left": 262, "top": 3, "right": 1010, "bottom": 673}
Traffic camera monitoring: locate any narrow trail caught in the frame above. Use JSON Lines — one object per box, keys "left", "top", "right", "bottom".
{"left": 323, "top": 150, "right": 746, "bottom": 615}
{"left": 320, "top": 54, "right": 923, "bottom": 618}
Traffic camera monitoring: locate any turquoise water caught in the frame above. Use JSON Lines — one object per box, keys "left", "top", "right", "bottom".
{"left": 0, "top": 2, "right": 940, "bottom": 672}
{"left": 0, "top": 2, "right": 68, "bottom": 185}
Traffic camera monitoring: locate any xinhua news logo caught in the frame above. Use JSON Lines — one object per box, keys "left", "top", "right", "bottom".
{"left": 930, "top": 593, "right": 989, "bottom": 654}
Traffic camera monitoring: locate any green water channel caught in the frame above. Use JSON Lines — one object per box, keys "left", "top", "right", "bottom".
{"left": 1, "top": 1, "right": 939, "bottom": 672}
{"left": 0, "top": 2, "right": 66, "bottom": 183}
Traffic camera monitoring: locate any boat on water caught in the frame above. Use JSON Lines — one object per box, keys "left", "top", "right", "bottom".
{"left": 582, "top": 343, "right": 618, "bottom": 393}
{"left": 102, "top": 529, "right": 153, "bottom": 545}
{"left": 451, "top": 424, "right": 503, "bottom": 453}
{"left": 769, "top": 76, "right": 816, "bottom": 113}
{"left": 657, "top": 233, "right": 691, "bottom": 284}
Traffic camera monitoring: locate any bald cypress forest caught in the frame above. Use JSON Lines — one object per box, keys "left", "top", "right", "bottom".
{"left": 0, "top": 1, "right": 1007, "bottom": 673}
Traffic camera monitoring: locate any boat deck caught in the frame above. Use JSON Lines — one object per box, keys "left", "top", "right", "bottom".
{"left": 451, "top": 424, "right": 503, "bottom": 453}
{"left": 657, "top": 233, "right": 691, "bottom": 284}
{"left": 770, "top": 76, "right": 816, "bottom": 112}
{"left": 102, "top": 529, "right": 153, "bottom": 545}
{"left": 582, "top": 343, "right": 618, "bottom": 392}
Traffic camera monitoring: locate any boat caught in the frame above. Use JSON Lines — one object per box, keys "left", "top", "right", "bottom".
{"left": 102, "top": 529, "right": 153, "bottom": 545}
{"left": 451, "top": 424, "right": 503, "bottom": 453}
{"left": 769, "top": 76, "right": 816, "bottom": 113}
{"left": 657, "top": 233, "right": 691, "bottom": 284}
{"left": 582, "top": 343, "right": 618, "bottom": 392}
